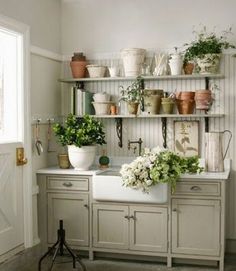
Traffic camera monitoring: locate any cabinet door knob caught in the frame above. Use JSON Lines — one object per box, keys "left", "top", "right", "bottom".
{"left": 172, "top": 208, "right": 178, "bottom": 212}
{"left": 124, "top": 215, "right": 130, "bottom": 219}
{"left": 84, "top": 204, "right": 89, "bottom": 208}
{"left": 129, "top": 215, "right": 136, "bottom": 220}
{"left": 63, "top": 182, "right": 73, "bottom": 187}
{"left": 190, "top": 185, "right": 201, "bottom": 191}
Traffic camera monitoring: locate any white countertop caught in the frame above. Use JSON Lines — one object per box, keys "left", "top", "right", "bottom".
{"left": 36, "top": 166, "right": 102, "bottom": 176}
{"left": 36, "top": 159, "right": 231, "bottom": 180}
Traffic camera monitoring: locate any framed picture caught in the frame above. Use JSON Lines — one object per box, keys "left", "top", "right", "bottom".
{"left": 174, "top": 121, "right": 199, "bottom": 157}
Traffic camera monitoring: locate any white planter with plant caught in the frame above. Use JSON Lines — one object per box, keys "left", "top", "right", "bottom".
{"left": 119, "top": 77, "right": 143, "bottom": 115}
{"left": 183, "top": 26, "right": 235, "bottom": 74}
{"left": 53, "top": 114, "right": 106, "bottom": 170}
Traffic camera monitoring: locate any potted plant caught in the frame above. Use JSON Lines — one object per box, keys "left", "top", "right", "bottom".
{"left": 183, "top": 26, "right": 236, "bottom": 74}
{"left": 119, "top": 76, "right": 143, "bottom": 114}
{"left": 53, "top": 114, "right": 106, "bottom": 170}
{"left": 120, "top": 146, "right": 203, "bottom": 193}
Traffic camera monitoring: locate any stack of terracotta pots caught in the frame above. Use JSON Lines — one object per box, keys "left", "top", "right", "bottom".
{"left": 176, "top": 91, "right": 195, "bottom": 114}
{"left": 195, "top": 90, "right": 212, "bottom": 110}
{"left": 70, "top": 52, "right": 87, "bottom": 78}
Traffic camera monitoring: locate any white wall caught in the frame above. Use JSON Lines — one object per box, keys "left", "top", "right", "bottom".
{"left": 61, "top": 0, "right": 236, "bottom": 55}
{"left": 0, "top": 0, "right": 61, "bottom": 53}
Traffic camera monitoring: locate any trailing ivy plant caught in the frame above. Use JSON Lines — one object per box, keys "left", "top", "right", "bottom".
{"left": 53, "top": 114, "right": 106, "bottom": 148}
{"left": 183, "top": 25, "right": 236, "bottom": 63}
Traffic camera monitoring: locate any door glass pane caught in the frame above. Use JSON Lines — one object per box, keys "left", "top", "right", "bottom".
{"left": 0, "top": 28, "right": 23, "bottom": 143}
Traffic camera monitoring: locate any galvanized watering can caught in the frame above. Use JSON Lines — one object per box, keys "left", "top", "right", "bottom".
{"left": 205, "top": 130, "right": 232, "bottom": 172}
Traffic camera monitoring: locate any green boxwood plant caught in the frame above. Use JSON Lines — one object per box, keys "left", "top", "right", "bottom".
{"left": 53, "top": 114, "right": 106, "bottom": 148}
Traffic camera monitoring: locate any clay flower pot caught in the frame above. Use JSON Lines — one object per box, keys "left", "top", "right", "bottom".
{"left": 70, "top": 61, "right": 87, "bottom": 78}
{"left": 144, "top": 89, "right": 163, "bottom": 114}
{"left": 183, "top": 62, "right": 195, "bottom": 75}
{"left": 161, "top": 97, "right": 175, "bottom": 114}
{"left": 195, "top": 89, "right": 212, "bottom": 110}
{"left": 176, "top": 99, "right": 195, "bottom": 114}
{"left": 176, "top": 91, "right": 195, "bottom": 100}
{"left": 127, "top": 102, "right": 139, "bottom": 115}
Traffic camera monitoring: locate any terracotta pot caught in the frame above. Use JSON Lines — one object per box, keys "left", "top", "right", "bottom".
{"left": 195, "top": 90, "right": 212, "bottom": 110}
{"left": 183, "top": 62, "right": 194, "bottom": 75}
{"left": 176, "top": 99, "right": 195, "bottom": 114}
{"left": 127, "top": 102, "right": 139, "bottom": 115}
{"left": 176, "top": 91, "right": 195, "bottom": 100}
{"left": 70, "top": 60, "right": 87, "bottom": 78}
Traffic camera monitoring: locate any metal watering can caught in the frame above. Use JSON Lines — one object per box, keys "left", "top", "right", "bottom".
{"left": 205, "top": 130, "right": 232, "bottom": 172}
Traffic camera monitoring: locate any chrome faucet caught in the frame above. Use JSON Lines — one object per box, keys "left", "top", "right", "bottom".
{"left": 128, "top": 138, "right": 143, "bottom": 156}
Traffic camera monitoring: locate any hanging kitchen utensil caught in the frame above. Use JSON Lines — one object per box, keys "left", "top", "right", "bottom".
{"left": 35, "top": 119, "right": 43, "bottom": 155}
{"left": 47, "top": 119, "right": 55, "bottom": 153}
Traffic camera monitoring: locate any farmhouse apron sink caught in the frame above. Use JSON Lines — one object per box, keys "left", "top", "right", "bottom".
{"left": 92, "top": 169, "right": 168, "bottom": 203}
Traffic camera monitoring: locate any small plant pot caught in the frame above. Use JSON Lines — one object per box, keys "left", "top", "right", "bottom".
{"left": 70, "top": 61, "right": 87, "bottom": 78}
{"left": 161, "top": 101, "right": 175, "bottom": 114}
{"left": 144, "top": 89, "right": 163, "bottom": 114}
{"left": 58, "top": 154, "right": 70, "bottom": 169}
{"left": 196, "top": 54, "right": 221, "bottom": 74}
{"left": 176, "top": 99, "right": 195, "bottom": 114}
{"left": 127, "top": 102, "right": 139, "bottom": 115}
{"left": 195, "top": 89, "right": 212, "bottom": 110}
{"left": 183, "top": 62, "right": 195, "bottom": 75}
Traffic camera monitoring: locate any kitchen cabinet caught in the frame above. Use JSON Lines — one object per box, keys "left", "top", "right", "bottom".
{"left": 92, "top": 203, "right": 168, "bottom": 253}
{"left": 170, "top": 180, "right": 226, "bottom": 271}
{"left": 47, "top": 192, "right": 89, "bottom": 246}
{"left": 37, "top": 173, "right": 91, "bottom": 250}
{"left": 171, "top": 198, "right": 220, "bottom": 256}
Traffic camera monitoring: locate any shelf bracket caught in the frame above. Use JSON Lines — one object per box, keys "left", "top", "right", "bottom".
{"left": 205, "top": 77, "right": 210, "bottom": 90}
{"left": 75, "top": 81, "right": 84, "bottom": 90}
{"left": 115, "top": 118, "right": 123, "bottom": 148}
{"left": 161, "top": 117, "right": 167, "bottom": 148}
{"left": 205, "top": 117, "right": 209, "bottom": 132}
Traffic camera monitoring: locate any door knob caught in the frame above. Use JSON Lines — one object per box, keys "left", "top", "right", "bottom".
{"left": 16, "top": 147, "right": 28, "bottom": 166}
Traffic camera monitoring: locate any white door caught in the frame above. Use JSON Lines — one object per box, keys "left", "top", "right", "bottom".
{"left": 0, "top": 16, "right": 31, "bottom": 257}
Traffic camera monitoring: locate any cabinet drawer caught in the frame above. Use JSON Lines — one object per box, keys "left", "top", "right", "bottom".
{"left": 46, "top": 176, "right": 89, "bottom": 191}
{"left": 174, "top": 182, "right": 220, "bottom": 196}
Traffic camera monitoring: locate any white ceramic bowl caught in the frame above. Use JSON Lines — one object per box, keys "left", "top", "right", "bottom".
{"left": 92, "top": 101, "right": 114, "bottom": 115}
{"left": 93, "top": 93, "right": 111, "bottom": 102}
{"left": 86, "top": 65, "right": 107, "bottom": 78}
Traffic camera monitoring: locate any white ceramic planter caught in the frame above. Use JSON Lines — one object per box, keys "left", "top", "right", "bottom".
{"left": 68, "top": 145, "right": 96, "bottom": 170}
{"left": 86, "top": 65, "right": 106, "bottom": 77}
{"left": 121, "top": 48, "right": 146, "bottom": 77}
{"left": 196, "top": 54, "right": 221, "bottom": 74}
{"left": 93, "top": 93, "right": 110, "bottom": 102}
{"left": 92, "top": 101, "right": 114, "bottom": 115}
{"left": 169, "top": 54, "right": 183, "bottom": 75}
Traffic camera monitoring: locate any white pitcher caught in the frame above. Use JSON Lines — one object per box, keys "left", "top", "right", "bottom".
{"left": 205, "top": 130, "right": 232, "bottom": 172}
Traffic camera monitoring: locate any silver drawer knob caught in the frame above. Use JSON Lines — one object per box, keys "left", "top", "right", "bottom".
{"left": 63, "top": 182, "right": 73, "bottom": 187}
{"left": 190, "top": 185, "right": 201, "bottom": 191}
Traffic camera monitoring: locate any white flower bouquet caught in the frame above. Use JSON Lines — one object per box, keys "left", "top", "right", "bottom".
{"left": 120, "top": 146, "right": 203, "bottom": 193}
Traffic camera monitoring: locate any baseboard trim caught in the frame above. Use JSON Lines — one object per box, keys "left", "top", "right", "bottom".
{"left": 0, "top": 245, "right": 24, "bottom": 264}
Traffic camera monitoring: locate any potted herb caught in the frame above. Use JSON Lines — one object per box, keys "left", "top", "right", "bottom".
{"left": 120, "top": 147, "right": 203, "bottom": 193}
{"left": 183, "top": 26, "right": 236, "bottom": 74}
{"left": 119, "top": 76, "right": 143, "bottom": 114}
{"left": 53, "top": 114, "right": 106, "bottom": 170}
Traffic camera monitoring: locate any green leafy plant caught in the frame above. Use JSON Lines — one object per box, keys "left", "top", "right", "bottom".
{"left": 183, "top": 26, "right": 236, "bottom": 63}
{"left": 120, "top": 147, "right": 203, "bottom": 193}
{"left": 119, "top": 76, "right": 143, "bottom": 103}
{"left": 53, "top": 114, "right": 106, "bottom": 148}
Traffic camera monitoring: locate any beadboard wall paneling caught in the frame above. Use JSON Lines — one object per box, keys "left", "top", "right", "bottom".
{"left": 62, "top": 54, "right": 236, "bottom": 239}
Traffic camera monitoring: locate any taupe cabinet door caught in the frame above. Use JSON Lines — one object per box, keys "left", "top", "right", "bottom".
{"left": 129, "top": 206, "right": 168, "bottom": 252}
{"left": 93, "top": 204, "right": 129, "bottom": 249}
{"left": 172, "top": 199, "right": 220, "bottom": 256}
{"left": 93, "top": 204, "right": 168, "bottom": 252}
{"left": 48, "top": 193, "right": 89, "bottom": 246}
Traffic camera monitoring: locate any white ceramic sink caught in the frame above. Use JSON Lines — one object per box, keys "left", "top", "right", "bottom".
{"left": 92, "top": 169, "right": 168, "bottom": 203}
